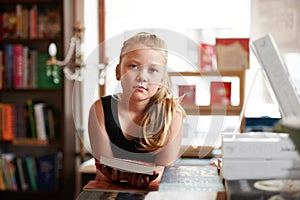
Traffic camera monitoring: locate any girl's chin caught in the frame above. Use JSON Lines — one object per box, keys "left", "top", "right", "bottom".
{"left": 130, "top": 92, "right": 150, "bottom": 101}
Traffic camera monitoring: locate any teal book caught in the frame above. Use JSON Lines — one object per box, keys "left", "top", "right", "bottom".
{"left": 25, "top": 156, "right": 38, "bottom": 191}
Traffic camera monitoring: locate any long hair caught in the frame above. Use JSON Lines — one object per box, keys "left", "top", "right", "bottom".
{"left": 120, "top": 32, "right": 186, "bottom": 151}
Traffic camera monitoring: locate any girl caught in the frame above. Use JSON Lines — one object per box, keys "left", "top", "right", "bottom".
{"left": 88, "top": 32, "right": 186, "bottom": 188}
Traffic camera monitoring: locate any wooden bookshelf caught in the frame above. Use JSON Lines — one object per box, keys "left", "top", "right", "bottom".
{"left": 168, "top": 70, "right": 245, "bottom": 116}
{"left": 0, "top": 0, "right": 76, "bottom": 200}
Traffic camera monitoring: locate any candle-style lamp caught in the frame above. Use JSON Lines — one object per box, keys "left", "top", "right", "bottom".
{"left": 46, "top": 21, "right": 85, "bottom": 82}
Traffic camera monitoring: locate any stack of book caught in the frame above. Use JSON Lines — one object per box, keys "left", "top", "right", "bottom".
{"left": 221, "top": 132, "right": 300, "bottom": 180}
{"left": 222, "top": 132, "right": 300, "bottom": 199}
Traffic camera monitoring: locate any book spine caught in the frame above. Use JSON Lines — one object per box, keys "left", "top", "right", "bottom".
{"left": 22, "top": 8, "right": 29, "bottom": 39}
{"left": 0, "top": 104, "right": 3, "bottom": 140}
{"left": 0, "top": 50, "right": 4, "bottom": 89}
{"left": 0, "top": 159, "right": 7, "bottom": 191}
{"left": 15, "top": 156, "right": 29, "bottom": 191}
{"left": 43, "top": 106, "right": 55, "bottom": 139}
{"left": 16, "top": 4, "right": 22, "bottom": 38}
{"left": 29, "top": 5, "right": 38, "bottom": 39}
{"left": 34, "top": 103, "right": 47, "bottom": 140}
{"left": 25, "top": 156, "right": 38, "bottom": 190}
{"left": 37, "top": 154, "right": 55, "bottom": 190}
{"left": 29, "top": 50, "right": 38, "bottom": 89}
{"left": 13, "top": 44, "right": 24, "bottom": 89}
{"left": 2, "top": 104, "right": 14, "bottom": 141}
{"left": 4, "top": 45, "right": 13, "bottom": 89}
{"left": 2, "top": 154, "right": 18, "bottom": 191}
{"left": 27, "top": 99, "right": 37, "bottom": 138}
{"left": 22, "top": 46, "right": 29, "bottom": 89}
{"left": 0, "top": 157, "right": 13, "bottom": 190}
{"left": 13, "top": 105, "right": 27, "bottom": 138}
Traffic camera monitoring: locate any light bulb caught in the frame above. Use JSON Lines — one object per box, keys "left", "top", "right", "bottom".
{"left": 48, "top": 43, "right": 57, "bottom": 57}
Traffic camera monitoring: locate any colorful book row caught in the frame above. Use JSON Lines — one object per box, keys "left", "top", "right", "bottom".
{"left": 0, "top": 44, "right": 62, "bottom": 89}
{"left": 0, "top": 152, "right": 61, "bottom": 192}
{"left": 0, "top": 4, "right": 61, "bottom": 40}
{"left": 0, "top": 100, "right": 57, "bottom": 142}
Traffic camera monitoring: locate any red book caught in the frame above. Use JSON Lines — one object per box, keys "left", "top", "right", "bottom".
{"left": 178, "top": 85, "right": 196, "bottom": 104}
{"left": 210, "top": 82, "right": 231, "bottom": 105}
{"left": 216, "top": 38, "right": 249, "bottom": 70}
{"left": 199, "top": 43, "right": 215, "bottom": 71}
{"left": 29, "top": 5, "right": 38, "bottom": 39}
{"left": 83, "top": 180, "right": 159, "bottom": 192}
{"left": 13, "top": 44, "right": 24, "bottom": 89}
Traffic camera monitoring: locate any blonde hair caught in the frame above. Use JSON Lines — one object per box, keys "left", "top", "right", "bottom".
{"left": 120, "top": 32, "right": 186, "bottom": 151}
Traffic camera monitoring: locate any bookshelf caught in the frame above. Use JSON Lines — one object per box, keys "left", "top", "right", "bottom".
{"left": 0, "top": 0, "right": 75, "bottom": 200}
{"left": 169, "top": 70, "right": 245, "bottom": 116}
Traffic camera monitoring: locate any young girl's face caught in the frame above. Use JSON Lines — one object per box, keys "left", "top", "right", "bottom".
{"left": 117, "top": 48, "right": 166, "bottom": 102}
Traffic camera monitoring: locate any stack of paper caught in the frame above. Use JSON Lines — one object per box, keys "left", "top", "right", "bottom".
{"left": 221, "top": 132, "right": 300, "bottom": 180}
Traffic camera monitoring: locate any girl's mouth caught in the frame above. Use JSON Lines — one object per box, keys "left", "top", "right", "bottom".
{"left": 133, "top": 85, "right": 147, "bottom": 91}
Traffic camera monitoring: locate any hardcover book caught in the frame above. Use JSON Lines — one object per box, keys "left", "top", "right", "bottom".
{"left": 1, "top": 103, "right": 14, "bottom": 141}
{"left": 37, "top": 155, "right": 56, "bottom": 190}
{"left": 13, "top": 44, "right": 24, "bottom": 89}
{"left": 100, "top": 156, "right": 158, "bottom": 175}
{"left": 14, "top": 156, "right": 29, "bottom": 191}
{"left": 25, "top": 156, "right": 38, "bottom": 191}
{"left": 4, "top": 44, "right": 13, "bottom": 89}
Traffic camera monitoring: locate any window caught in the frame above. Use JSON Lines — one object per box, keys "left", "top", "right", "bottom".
{"left": 81, "top": 0, "right": 300, "bottom": 153}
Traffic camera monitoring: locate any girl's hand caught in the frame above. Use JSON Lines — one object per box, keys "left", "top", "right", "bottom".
{"left": 95, "top": 162, "right": 128, "bottom": 181}
{"left": 127, "top": 170, "right": 159, "bottom": 188}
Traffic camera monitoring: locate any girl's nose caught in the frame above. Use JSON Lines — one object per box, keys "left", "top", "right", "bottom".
{"left": 136, "top": 67, "right": 147, "bottom": 82}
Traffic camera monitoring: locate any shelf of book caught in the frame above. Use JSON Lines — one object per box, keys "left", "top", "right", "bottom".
{"left": 0, "top": 0, "right": 76, "bottom": 199}
{"left": 168, "top": 70, "right": 245, "bottom": 116}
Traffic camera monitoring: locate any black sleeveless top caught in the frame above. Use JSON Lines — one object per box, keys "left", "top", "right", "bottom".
{"left": 101, "top": 95, "right": 155, "bottom": 162}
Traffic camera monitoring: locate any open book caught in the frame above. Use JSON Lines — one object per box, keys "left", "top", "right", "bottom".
{"left": 100, "top": 156, "right": 158, "bottom": 175}
{"left": 251, "top": 34, "right": 300, "bottom": 119}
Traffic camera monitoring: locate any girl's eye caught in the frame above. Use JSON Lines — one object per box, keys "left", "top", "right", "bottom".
{"left": 129, "top": 64, "right": 139, "bottom": 69}
{"left": 149, "top": 67, "right": 159, "bottom": 73}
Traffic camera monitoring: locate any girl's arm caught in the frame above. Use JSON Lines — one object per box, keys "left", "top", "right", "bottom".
{"left": 88, "top": 99, "right": 114, "bottom": 159}
{"left": 88, "top": 99, "right": 115, "bottom": 181}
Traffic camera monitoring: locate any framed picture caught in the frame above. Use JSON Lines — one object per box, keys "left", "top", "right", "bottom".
{"left": 178, "top": 85, "right": 196, "bottom": 104}
{"left": 210, "top": 81, "right": 231, "bottom": 105}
